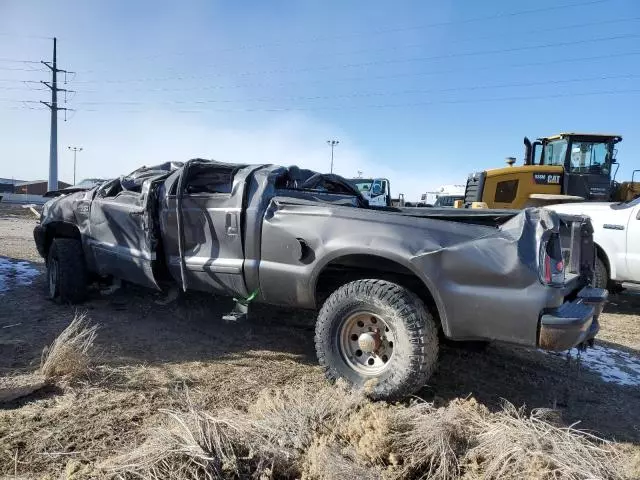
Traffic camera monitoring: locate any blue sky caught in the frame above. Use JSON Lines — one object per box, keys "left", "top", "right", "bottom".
{"left": 1, "top": 0, "right": 639, "bottom": 199}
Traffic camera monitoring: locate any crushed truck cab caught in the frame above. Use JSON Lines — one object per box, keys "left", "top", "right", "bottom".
{"left": 35, "top": 159, "right": 607, "bottom": 399}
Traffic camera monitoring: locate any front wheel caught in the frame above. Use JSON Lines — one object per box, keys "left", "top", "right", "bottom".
{"left": 315, "top": 279, "right": 438, "bottom": 400}
{"left": 48, "top": 238, "right": 88, "bottom": 304}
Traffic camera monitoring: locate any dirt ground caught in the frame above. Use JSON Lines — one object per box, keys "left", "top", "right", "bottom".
{"left": 0, "top": 205, "right": 639, "bottom": 478}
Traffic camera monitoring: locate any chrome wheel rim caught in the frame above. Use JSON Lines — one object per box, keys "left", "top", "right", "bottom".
{"left": 48, "top": 258, "right": 58, "bottom": 298}
{"left": 338, "top": 311, "right": 395, "bottom": 375}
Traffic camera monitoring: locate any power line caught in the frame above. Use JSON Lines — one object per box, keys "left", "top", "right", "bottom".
{"left": 9, "top": 87, "right": 637, "bottom": 114}
{"left": 54, "top": 72, "right": 639, "bottom": 107}
{"left": 3, "top": 104, "right": 48, "bottom": 110}
{"left": 73, "top": 13, "right": 640, "bottom": 75}
{"left": 59, "top": 50, "right": 640, "bottom": 94}
{"left": 0, "top": 99, "right": 52, "bottom": 103}
{"left": 65, "top": 32, "right": 640, "bottom": 85}
{"left": 14, "top": 71, "right": 614, "bottom": 103}
{"left": 84, "top": 0, "right": 614, "bottom": 64}
{"left": 0, "top": 58, "right": 42, "bottom": 64}
{"left": 312, "top": 16, "right": 640, "bottom": 58}
{"left": 213, "top": 32, "right": 640, "bottom": 79}
{"left": 0, "top": 32, "right": 53, "bottom": 40}
{"left": 2, "top": 48, "right": 639, "bottom": 95}
{"left": 0, "top": 65, "right": 47, "bottom": 72}
{"left": 0, "top": 0, "right": 608, "bottom": 70}
{"left": 252, "top": 32, "right": 640, "bottom": 80}
{"left": 311, "top": 0, "right": 614, "bottom": 38}
{"left": 0, "top": 85, "right": 47, "bottom": 91}
{"left": 51, "top": 88, "right": 639, "bottom": 114}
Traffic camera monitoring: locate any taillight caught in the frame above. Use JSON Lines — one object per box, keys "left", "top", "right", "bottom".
{"left": 540, "top": 234, "right": 565, "bottom": 286}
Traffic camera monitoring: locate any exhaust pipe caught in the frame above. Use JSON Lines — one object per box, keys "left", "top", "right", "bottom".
{"left": 523, "top": 137, "right": 532, "bottom": 165}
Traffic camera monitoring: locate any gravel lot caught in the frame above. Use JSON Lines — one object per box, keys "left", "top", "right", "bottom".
{"left": 0, "top": 206, "right": 638, "bottom": 478}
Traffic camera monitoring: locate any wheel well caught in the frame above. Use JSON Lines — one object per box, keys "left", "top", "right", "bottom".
{"left": 44, "top": 222, "right": 81, "bottom": 257}
{"left": 315, "top": 254, "right": 441, "bottom": 325}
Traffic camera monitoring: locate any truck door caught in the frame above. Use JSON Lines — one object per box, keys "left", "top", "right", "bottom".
{"left": 88, "top": 178, "right": 161, "bottom": 290}
{"left": 626, "top": 202, "right": 640, "bottom": 282}
{"left": 370, "top": 178, "right": 390, "bottom": 207}
{"left": 166, "top": 161, "right": 249, "bottom": 296}
{"left": 564, "top": 140, "right": 612, "bottom": 201}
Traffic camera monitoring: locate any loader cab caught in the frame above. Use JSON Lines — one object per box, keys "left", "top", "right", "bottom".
{"left": 527, "top": 133, "right": 621, "bottom": 201}
{"left": 464, "top": 133, "right": 622, "bottom": 209}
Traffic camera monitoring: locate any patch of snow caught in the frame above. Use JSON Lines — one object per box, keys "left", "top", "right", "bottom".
{"left": 0, "top": 257, "right": 40, "bottom": 294}
{"left": 550, "top": 345, "right": 640, "bottom": 387}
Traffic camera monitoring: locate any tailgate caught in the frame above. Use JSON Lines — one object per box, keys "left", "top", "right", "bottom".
{"left": 556, "top": 213, "right": 596, "bottom": 287}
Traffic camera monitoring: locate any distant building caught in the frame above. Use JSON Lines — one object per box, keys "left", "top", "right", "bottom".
{"left": 0, "top": 177, "right": 25, "bottom": 194}
{"left": 13, "top": 180, "right": 71, "bottom": 196}
{"left": 419, "top": 184, "right": 466, "bottom": 205}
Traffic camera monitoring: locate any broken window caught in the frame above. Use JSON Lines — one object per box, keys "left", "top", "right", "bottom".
{"left": 184, "top": 165, "right": 235, "bottom": 194}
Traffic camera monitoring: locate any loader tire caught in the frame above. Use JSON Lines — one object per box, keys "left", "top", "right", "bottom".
{"left": 315, "top": 279, "right": 438, "bottom": 400}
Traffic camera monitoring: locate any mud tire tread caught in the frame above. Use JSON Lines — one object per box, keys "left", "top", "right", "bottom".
{"left": 315, "top": 279, "right": 438, "bottom": 400}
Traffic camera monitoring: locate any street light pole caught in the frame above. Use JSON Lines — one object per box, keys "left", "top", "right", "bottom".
{"left": 326, "top": 139, "right": 339, "bottom": 174}
{"left": 68, "top": 146, "right": 83, "bottom": 185}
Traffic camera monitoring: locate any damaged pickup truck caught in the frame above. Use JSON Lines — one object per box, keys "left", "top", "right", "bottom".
{"left": 34, "top": 160, "right": 607, "bottom": 399}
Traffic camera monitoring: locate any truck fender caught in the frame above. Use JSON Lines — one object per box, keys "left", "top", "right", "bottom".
{"left": 310, "top": 247, "right": 449, "bottom": 335}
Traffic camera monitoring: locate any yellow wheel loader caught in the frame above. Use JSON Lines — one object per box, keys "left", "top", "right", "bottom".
{"left": 463, "top": 133, "right": 639, "bottom": 209}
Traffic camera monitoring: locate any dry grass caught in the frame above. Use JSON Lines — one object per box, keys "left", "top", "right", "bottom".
{"left": 105, "top": 383, "right": 626, "bottom": 480}
{"left": 40, "top": 312, "right": 97, "bottom": 379}
{"left": 247, "top": 379, "right": 364, "bottom": 454}
{"left": 465, "top": 403, "right": 623, "bottom": 480}
{"left": 303, "top": 439, "right": 383, "bottom": 480}
{"left": 4, "top": 319, "right": 630, "bottom": 480}
{"left": 618, "top": 443, "right": 640, "bottom": 480}
{"left": 391, "top": 398, "right": 489, "bottom": 480}
{"left": 0, "top": 387, "right": 159, "bottom": 477}
{"left": 106, "top": 381, "right": 370, "bottom": 479}
{"left": 108, "top": 402, "right": 247, "bottom": 479}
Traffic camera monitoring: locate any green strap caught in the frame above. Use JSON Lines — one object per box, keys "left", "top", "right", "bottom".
{"left": 234, "top": 289, "right": 259, "bottom": 305}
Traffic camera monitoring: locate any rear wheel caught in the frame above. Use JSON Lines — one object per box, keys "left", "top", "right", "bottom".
{"left": 315, "top": 279, "right": 438, "bottom": 400}
{"left": 47, "top": 238, "right": 87, "bottom": 304}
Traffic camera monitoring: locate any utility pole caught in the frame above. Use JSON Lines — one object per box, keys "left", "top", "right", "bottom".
{"left": 326, "top": 139, "right": 339, "bottom": 174}
{"left": 41, "top": 38, "right": 73, "bottom": 191}
{"left": 68, "top": 146, "right": 83, "bottom": 185}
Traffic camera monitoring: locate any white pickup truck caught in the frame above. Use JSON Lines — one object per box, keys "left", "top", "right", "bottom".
{"left": 547, "top": 196, "right": 640, "bottom": 289}
{"left": 348, "top": 178, "right": 391, "bottom": 207}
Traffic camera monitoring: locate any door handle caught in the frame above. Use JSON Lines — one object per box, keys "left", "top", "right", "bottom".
{"left": 225, "top": 212, "right": 238, "bottom": 235}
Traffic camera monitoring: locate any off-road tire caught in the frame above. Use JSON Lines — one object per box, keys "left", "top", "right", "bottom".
{"left": 594, "top": 255, "right": 609, "bottom": 291}
{"left": 48, "top": 238, "right": 87, "bottom": 304}
{"left": 315, "top": 279, "right": 438, "bottom": 400}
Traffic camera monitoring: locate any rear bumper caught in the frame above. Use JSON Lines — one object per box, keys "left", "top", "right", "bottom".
{"left": 33, "top": 225, "right": 46, "bottom": 259}
{"left": 538, "top": 287, "right": 607, "bottom": 351}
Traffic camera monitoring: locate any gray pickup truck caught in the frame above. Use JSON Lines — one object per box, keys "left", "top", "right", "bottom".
{"left": 34, "top": 159, "right": 607, "bottom": 399}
